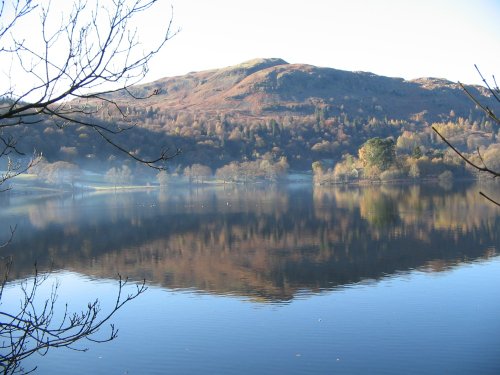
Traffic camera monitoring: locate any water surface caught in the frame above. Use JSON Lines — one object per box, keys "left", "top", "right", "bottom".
{"left": 1, "top": 183, "right": 499, "bottom": 374}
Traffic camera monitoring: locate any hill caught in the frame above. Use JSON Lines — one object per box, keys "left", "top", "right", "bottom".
{"left": 114, "top": 57, "right": 490, "bottom": 120}
{"left": 7, "top": 58, "right": 497, "bottom": 177}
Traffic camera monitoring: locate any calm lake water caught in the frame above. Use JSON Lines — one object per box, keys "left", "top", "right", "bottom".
{"left": 1, "top": 182, "right": 500, "bottom": 374}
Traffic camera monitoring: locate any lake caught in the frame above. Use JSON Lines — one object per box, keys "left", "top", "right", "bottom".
{"left": 1, "top": 182, "right": 500, "bottom": 374}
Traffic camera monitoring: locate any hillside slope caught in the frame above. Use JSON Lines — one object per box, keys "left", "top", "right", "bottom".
{"left": 112, "top": 57, "right": 491, "bottom": 122}
{"left": 11, "top": 59, "right": 495, "bottom": 175}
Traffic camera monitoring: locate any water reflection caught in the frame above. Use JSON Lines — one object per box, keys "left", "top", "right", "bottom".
{"left": 1, "top": 183, "right": 498, "bottom": 302}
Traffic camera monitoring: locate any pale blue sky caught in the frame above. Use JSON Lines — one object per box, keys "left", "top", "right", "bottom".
{"left": 145, "top": 0, "right": 500, "bottom": 86}
{"left": 1, "top": 0, "right": 499, "bottom": 96}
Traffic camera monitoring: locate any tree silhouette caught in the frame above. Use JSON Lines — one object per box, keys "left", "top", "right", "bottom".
{"left": 0, "top": 0, "right": 175, "bottom": 372}
{"left": 0, "top": 258, "right": 146, "bottom": 374}
{"left": 0, "top": 0, "right": 180, "bottom": 188}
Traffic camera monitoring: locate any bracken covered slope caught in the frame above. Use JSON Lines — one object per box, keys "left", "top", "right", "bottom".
{"left": 111, "top": 57, "right": 491, "bottom": 121}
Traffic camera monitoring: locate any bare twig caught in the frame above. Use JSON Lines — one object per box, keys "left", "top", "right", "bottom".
{"left": 459, "top": 82, "right": 500, "bottom": 124}
{"left": 0, "top": 226, "right": 16, "bottom": 249}
{"left": 479, "top": 191, "right": 500, "bottom": 206}
{"left": 435, "top": 66, "right": 499, "bottom": 206}
{"left": 0, "top": 259, "right": 147, "bottom": 374}
{"left": 432, "top": 127, "right": 500, "bottom": 178}
{"left": 0, "top": 0, "right": 179, "bottom": 173}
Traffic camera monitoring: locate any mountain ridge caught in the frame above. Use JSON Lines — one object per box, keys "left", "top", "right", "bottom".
{"left": 110, "top": 57, "right": 491, "bottom": 123}
{"left": 20, "top": 58, "right": 494, "bottom": 173}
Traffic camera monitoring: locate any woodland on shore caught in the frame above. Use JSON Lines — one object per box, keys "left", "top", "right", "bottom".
{"left": 3, "top": 58, "right": 498, "bottom": 188}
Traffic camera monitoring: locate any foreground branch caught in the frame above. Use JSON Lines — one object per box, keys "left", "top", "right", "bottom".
{"left": 0, "top": 259, "right": 147, "bottom": 374}
{"left": 434, "top": 66, "right": 499, "bottom": 206}
{"left": 0, "top": 0, "right": 179, "bottom": 175}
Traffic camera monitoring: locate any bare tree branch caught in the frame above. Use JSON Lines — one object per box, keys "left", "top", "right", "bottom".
{"left": 432, "top": 126, "right": 500, "bottom": 178}
{"left": 0, "top": 0, "right": 179, "bottom": 176}
{"left": 0, "top": 136, "right": 41, "bottom": 192}
{"left": 0, "top": 226, "right": 16, "bottom": 249}
{"left": 435, "top": 66, "right": 500, "bottom": 206}
{"left": 479, "top": 191, "right": 500, "bottom": 206}
{"left": 459, "top": 82, "right": 500, "bottom": 125}
{"left": 0, "top": 259, "right": 147, "bottom": 374}
{"left": 0, "top": 2, "right": 173, "bottom": 372}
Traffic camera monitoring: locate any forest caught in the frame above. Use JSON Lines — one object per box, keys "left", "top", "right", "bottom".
{"left": 5, "top": 102, "right": 496, "bottom": 187}
{"left": 2, "top": 59, "right": 498, "bottom": 187}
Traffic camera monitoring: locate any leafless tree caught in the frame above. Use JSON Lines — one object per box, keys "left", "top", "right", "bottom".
{"left": 0, "top": 135, "right": 38, "bottom": 192}
{"left": 0, "top": 0, "right": 177, "bottom": 371}
{"left": 0, "top": 258, "right": 147, "bottom": 374}
{"left": 0, "top": 0, "right": 180, "bottom": 188}
{"left": 433, "top": 65, "right": 500, "bottom": 205}
{"left": 460, "top": 65, "right": 500, "bottom": 125}
{"left": 186, "top": 163, "right": 212, "bottom": 184}
{"left": 105, "top": 164, "right": 132, "bottom": 188}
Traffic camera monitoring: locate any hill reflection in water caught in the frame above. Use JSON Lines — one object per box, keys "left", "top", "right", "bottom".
{"left": 1, "top": 183, "right": 498, "bottom": 302}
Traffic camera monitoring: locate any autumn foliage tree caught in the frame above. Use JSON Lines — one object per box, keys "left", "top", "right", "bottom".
{"left": 433, "top": 66, "right": 500, "bottom": 205}
{"left": 358, "top": 137, "right": 396, "bottom": 178}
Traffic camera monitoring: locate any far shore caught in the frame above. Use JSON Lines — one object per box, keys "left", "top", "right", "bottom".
{"left": 2, "top": 174, "right": 494, "bottom": 198}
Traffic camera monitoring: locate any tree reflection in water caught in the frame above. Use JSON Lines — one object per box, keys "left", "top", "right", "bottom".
{"left": 0, "top": 183, "right": 498, "bottom": 304}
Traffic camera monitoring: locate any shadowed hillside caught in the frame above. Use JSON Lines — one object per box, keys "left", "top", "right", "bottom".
{"left": 5, "top": 59, "right": 496, "bottom": 174}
